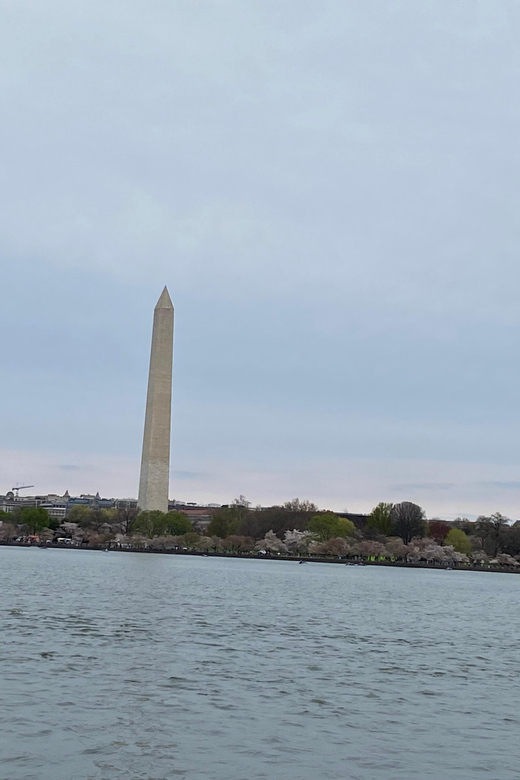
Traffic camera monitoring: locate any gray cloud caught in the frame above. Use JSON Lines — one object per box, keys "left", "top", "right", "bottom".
{"left": 1, "top": 2, "right": 520, "bottom": 514}
{"left": 172, "top": 471, "right": 209, "bottom": 481}
{"left": 481, "top": 481, "right": 520, "bottom": 490}
{"left": 392, "top": 483, "right": 457, "bottom": 492}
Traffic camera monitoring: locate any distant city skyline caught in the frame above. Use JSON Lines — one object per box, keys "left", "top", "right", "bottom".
{"left": 2, "top": 2, "right": 520, "bottom": 520}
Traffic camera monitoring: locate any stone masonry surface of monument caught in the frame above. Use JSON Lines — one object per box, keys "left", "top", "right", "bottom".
{"left": 137, "top": 287, "right": 174, "bottom": 513}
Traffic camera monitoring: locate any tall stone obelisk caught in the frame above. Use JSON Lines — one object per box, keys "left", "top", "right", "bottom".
{"left": 137, "top": 287, "right": 174, "bottom": 513}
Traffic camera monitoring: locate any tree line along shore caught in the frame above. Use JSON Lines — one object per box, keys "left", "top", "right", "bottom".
{"left": 2, "top": 497, "right": 520, "bottom": 571}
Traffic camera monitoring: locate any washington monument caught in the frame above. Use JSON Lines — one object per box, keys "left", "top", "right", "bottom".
{"left": 137, "top": 287, "right": 174, "bottom": 513}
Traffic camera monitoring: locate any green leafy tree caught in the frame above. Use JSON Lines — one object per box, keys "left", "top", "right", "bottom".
{"left": 307, "top": 512, "right": 355, "bottom": 541}
{"left": 67, "top": 505, "right": 94, "bottom": 525}
{"left": 132, "top": 510, "right": 167, "bottom": 538}
{"left": 164, "top": 511, "right": 192, "bottom": 536}
{"left": 445, "top": 527, "right": 472, "bottom": 555}
{"left": 367, "top": 502, "right": 393, "bottom": 535}
{"left": 20, "top": 507, "right": 49, "bottom": 534}
{"left": 67, "top": 506, "right": 115, "bottom": 530}
{"left": 133, "top": 511, "right": 191, "bottom": 538}
{"left": 228, "top": 496, "right": 252, "bottom": 533}
{"left": 390, "top": 501, "right": 426, "bottom": 544}
{"left": 89, "top": 508, "right": 116, "bottom": 530}
{"left": 208, "top": 507, "right": 240, "bottom": 538}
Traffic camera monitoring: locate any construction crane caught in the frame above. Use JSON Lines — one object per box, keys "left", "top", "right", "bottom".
{"left": 11, "top": 485, "right": 34, "bottom": 498}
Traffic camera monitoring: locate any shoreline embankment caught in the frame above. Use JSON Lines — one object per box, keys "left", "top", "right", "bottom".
{"left": 1, "top": 541, "right": 519, "bottom": 575}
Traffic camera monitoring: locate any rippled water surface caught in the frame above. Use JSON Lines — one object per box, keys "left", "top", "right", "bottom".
{"left": 1, "top": 548, "right": 520, "bottom": 780}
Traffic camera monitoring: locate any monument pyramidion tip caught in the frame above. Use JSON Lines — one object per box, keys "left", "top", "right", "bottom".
{"left": 155, "top": 285, "right": 174, "bottom": 310}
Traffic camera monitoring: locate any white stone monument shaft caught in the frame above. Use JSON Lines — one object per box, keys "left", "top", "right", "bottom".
{"left": 137, "top": 287, "right": 174, "bottom": 513}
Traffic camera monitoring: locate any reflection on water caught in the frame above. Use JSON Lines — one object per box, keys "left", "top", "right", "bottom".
{"left": 1, "top": 547, "right": 519, "bottom": 779}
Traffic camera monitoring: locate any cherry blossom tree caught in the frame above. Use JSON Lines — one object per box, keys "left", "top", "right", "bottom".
{"left": 310, "top": 537, "right": 351, "bottom": 556}
{"left": 422, "top": 543, "right": 447, "bottom": 564}
{"left": 149, "top": 535, "right": 183, "bottom": 550}
{"left": 385, "top": 538, "right": 409, "bottom": 560}
{"left": 406, "top": 544, "right": 421, "bottom": 563}
{"left": 495, "top": 553, "right": 520, "bottom": 567}
{"left": 470, "top": 550, "right": 489, "bottom": 565}
{"left": 284, "top": 529, "right": 312, "bottom": 554}
{"left": 221, "top": 535, "right": 246, "bottom": 551}
{"left": 0, "top": 522, "right": 17, "bottom": 542}
{"left": 254, "top": 530, "right": 288, "bottom": 553}
{"left": 192, "top": 535, "right": 214, "bottom": 550}
{"left": 443, "top": 545, "right": 469, "bottom": 565}
{"left": 355, "top": 540, "right": 387, "bottom": 558}
{"left": 130, "top": 534, "right": 149, "bottom": 549}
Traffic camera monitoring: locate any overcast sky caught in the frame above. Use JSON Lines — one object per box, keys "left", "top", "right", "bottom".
{"left": 2, "top": 1, "right": 520, "bottom": 518}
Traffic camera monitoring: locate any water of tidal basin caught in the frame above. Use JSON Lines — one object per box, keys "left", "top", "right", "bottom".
{"left": 1, "top": 549, "right": 519, "bottom": 780}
